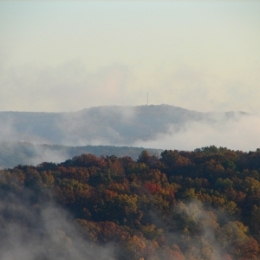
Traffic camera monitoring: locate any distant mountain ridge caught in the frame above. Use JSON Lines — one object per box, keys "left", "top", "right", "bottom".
{"left": 0, "top": 105, "right": 249, "bottom": 146}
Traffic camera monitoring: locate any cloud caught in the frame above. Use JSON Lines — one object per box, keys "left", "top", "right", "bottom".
{"left": 0, "top": 191, "right": 116, "bottom": 260}
{"left": 153, "top": 65, "right": 260, "bottom": 114}
{"left": 134, "top": 114, "right": 260, "bottom": 151}
{"left": 27, "top": 146, "right": 70, "bottom": 166}
{"left": 0, "top": 61, "right": 132, "bottom": 112}
{"left": 0, "top": 115, "right": 50, "bottom": 144}
{"left": 1, "top": 56, "right": 259, "bottom": 114}
{"left": 56, "top": 105, "right": 137, "bottom": 146}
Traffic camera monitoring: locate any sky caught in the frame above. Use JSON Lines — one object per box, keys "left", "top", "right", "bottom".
{"left": 0, "top": 1, "right": 260, "bottom": 113}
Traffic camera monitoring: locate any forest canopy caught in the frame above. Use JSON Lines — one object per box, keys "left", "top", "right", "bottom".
{"left": 1, "top": 146, "right": 260, "bottom": 260}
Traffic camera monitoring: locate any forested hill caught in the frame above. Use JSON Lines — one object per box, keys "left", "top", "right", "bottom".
{"left": 0, "top": 105, "right": 248, "bottom": 145}
{"left": 0, "top": 141, "right": 161, "bottom": 169}
{"left": 1, "top": 146, "right": 260, "bottom": 259}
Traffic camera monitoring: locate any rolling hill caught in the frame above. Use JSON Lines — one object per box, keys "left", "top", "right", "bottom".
{"left": 0, "top": 105, "right": 248, "bottom": 146}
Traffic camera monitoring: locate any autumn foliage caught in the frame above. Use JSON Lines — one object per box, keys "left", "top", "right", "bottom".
{"left": 1, "top": 146, "right": 260, "bottom": 259}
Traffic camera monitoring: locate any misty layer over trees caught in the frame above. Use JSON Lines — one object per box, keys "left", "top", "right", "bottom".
{"left": 0, "top": 105, "right": 248, "bottom": 146}
{"left": 1, "top": 147, "right": 260, "bottom": 260}
{"left": 0, "top": 142, "right": 161, "bottom": 169}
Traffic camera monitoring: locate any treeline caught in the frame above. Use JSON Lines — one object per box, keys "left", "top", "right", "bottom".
{"left": 0, "top": 141, "right": 161, "bottom": 168}
{"left": 1, "top": 146, "right": 260, "bottom": 259}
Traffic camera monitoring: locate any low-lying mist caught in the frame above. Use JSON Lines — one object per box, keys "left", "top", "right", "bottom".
{"left": 135, "top": 114, "right": 260, "bottom": 151}
{"left": 0, "top": 193, "right": 115, "bottom": 260}
{"left": 0, "top": 142, "right": 162, "bottom": 169}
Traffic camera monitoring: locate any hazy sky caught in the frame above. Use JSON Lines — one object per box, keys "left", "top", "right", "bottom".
{"left": 1, "top": 1, "right": 260, "bottom": 113}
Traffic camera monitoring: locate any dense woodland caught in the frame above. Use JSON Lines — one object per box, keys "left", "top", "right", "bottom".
{"left": 1, "top": 146, "right": 260, "bottom": 259}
